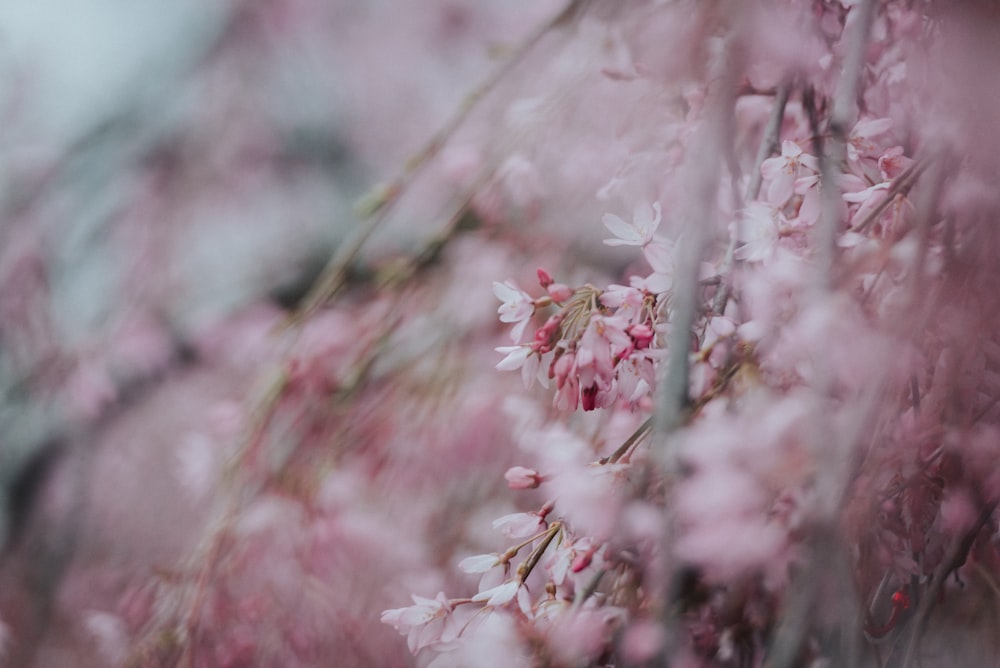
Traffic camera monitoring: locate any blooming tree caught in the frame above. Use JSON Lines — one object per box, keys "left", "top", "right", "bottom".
{"left": 2, "top": 0, "right": 1000, "bottom": 667}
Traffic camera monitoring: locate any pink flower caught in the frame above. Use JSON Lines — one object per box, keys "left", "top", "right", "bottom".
{"left": 460, "top": 553, "right": 507, "bottom": 592}
{"left": 381, "top": 592, "right": 462, "bottom": 655}
{"left": 537, "top": 268, "right": 555, "bottom": 288}
{"left": 848, "top": 117, "right": 894, "bottom": 162}
{"left": 793, "top": 173, "right": 822, "bottom": 225}
{"left": 735, "top": 202, "right": 780, "bottom": 263}
{"left": 795, "top": 171, "right": 857, "bottom": 226}
{"left": 495, "top": 345, "right": 541, "bottom": 388}
{"left": 628, "top": 323, "right": 654, "bottom": 350}
{"left": 547, "top": 282, "right": 573, "bottom": 303}
{"left": 552, "top": 352, "right": 581, "bottom": 411}
{"left": 599, "top": 284, "right": 645, "bottom": 311}
{"left": 544, "top": 535, "right": 600, "bottom": 585}
{"left": 492, "top": 511, "right": 546, "bottom": 539}
{"left": 471, "top": 580, "right": 520, "bottom": 607}
{"left": 459, "top": 553, "right": 503, "bottom": 574}
{"left": 639, "top": 240, "right": 674, "bottom": 293}
{"left": 538, "top": 268, "right": 574, "bottom": 302}
{"left": 843, "top": 181, "right": 892, "bottom": 230}
{"left": 575, "top": 315, "right": 634, "bottom": 410}
{"left": 759, "top": 140, "right": 819, "bottom": 206}
{"left": 621, "top": 619, "right": 665, "bottom": 664}
{"left": 602, "top": 201, "right": 662, "bottom": 247}
{"left": 877, "top": 146, "right": 914, "bottom": 180}
{"left": 616, "top": 355, "right": 656, "bottom": 407}
{"left": 493, "top": 280, "right": 535, "bottom": 342}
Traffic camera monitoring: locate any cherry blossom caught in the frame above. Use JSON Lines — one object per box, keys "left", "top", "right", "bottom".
{"left": 602, "top": 201, "right": 662, "bottom": 247}
{"left": 492, "top": 511, "right": 548, "bottom": 540}
{"left": 639, "top": 239, "right": 675, "bottom": 293}
{"left": 848, "top": 117, "right": 894, "bottom": 163}
{"left": 9, "top": 1, "right": 1000, "bottom": 666}
{"left": 494, "top": 344, "right": 541, "bottom": 388}
{"left": 734, "top": 202, "right": 781, "bottom": 263}
{"left": 493, "top": 280, "right": 535, "bottom": 342}
{"left": 471, "top": 580, "right": 520, "bottom": 607}
{"left": 380, "top": 593, "right": 463, "bottom": 655}
{"left": 759, "top": 140, "right": 819, "bottom": 207}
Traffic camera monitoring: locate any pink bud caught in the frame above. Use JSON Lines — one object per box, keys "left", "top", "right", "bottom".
{"left": 537, "top": 268, "right": 554, "bottom": 288}
{"left": 628, "top": 323, "right": 654, "bottom": 349}
{"left": 505, "top": 466, "right": 542, "bottom": 489}
{"left": 571, "top": 552, "right": 593, "bottom": 573}
{"left": 532, "top": 313, "right": 564, "bottom": 354}
{"left": 547, "top": 283, "right": 573, "bottom": 303}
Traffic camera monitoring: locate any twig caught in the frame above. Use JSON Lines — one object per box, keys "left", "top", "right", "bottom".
{"left": 602, "top": 417, "right": 652, "bottom": 465}
{"left": 654, "top": 10, "right": 743, "bottom": 664}
{"left": 517, "top": 522, "right": 562, "bottom": 585}
{"left": 892, "top": 502, "right": 997, "bottom": 668}
{"left": 766, "top": 3, "right": 879, "bottom": 667}
{"left": 287, "top": 0, "right": 592, "bottom": 324}
{"left": 849, "top": 162, "right": 926, "bottom": 234}
{"left": 815, "top": 0, "right": 878, "bottom": 292}
{"left": 747, "top": 82, "right": 793, "bottom": 203}
{"left": 712, "top": 82, "right": 791, "bottom": 316}
{"left": 654, "top": 33, "right": 738, "bottom": 447}
{"left": 573, "top": 569, "right": 606, "bottom": 608}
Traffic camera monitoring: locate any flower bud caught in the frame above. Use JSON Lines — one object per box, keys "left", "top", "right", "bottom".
{"left": 547, "top": 283, "right": 573, "bottom": 303}
{"left": 537, "top": 268, "right": 554, "bottom": 288}
{"left": 505, "top": 466, "right": 542, "bottom": 490}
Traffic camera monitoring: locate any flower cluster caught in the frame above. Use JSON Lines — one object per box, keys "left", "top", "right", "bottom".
{"left": 495, "top": 265, "right": 660, "bottom": 411}
{"left": 4, "top": 0, "right": 1000, "bottom": 666}
{"left": 382, "top": 1, "right": 1000, "bottom": 666}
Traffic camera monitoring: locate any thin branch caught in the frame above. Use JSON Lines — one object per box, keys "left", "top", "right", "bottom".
{"left": 892, "top": 501, "right": 998, "bottom": 668}
{"left": 815, "top": 0, "right": 878, "bottom": 292}
{"left": 287, "top": 0, "right": 591, "bottom": 324}
{"left": 712, "top": 82, "right": 791, "bottom": 316}
{"left": 747, "top": 82, "right": 793, "bottom": 203}
{"left": 766, "top": 3, "right": 878, "bottom": 666}
{"left": 849, "top": 161, "right": 926, "bottom": 234}
{"left": 603, "top": 417, "right": 652, "bottom": 465}
{"left": 517, "top": 522, "right": 562, "bottom": 585}
{"left": 573, "top": 569, "right": 606, "bottom": 608}
{"left": 653, "top": 37, "right": 739, "bottom": 448}
{"left": 653, "top": 10, "right": 743, "bottom": 664}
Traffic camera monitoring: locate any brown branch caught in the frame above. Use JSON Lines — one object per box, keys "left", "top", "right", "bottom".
{"left": 849, "top": 161, "right": 926, "bottom": 234}
{"left": 603, "top": 417, "right": 653, "bottom": 465}
{"left": 892, "top": 501, "right": 997, "bottom": 668}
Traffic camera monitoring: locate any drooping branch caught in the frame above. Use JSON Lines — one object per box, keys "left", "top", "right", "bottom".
{"left": 653, "top": 29, "right": 740, "bottom": 451}
{"left": 815, "top": 0, "right": 878, "bottom": 291}
{"left": 766, "top": 2, "right": 879, "bottom": 666}
{"left": 712, "top": 81, "right": 791, "bottom": 316}
{"left": 288, "top": 0, "right": 592, "bottom": 325}
{"left": 654, "top": 8, "right": 743, "bottom": 662}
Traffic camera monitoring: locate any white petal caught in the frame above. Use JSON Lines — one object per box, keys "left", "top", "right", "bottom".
{"left": 496, "top": 346, "right": 530, "bottom": 371}
{"left": 460, "top": 554, "right": 500, "bottom": 573}
{"left": 472, "top": 581, "right": 520, "bottom": 607}
{"left": 602, "top": 213, "right": 642, "bottom": 245}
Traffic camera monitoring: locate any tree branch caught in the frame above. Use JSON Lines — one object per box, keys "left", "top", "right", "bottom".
{"left": 288, "top": 0, "right": 592, "bottom": 324}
